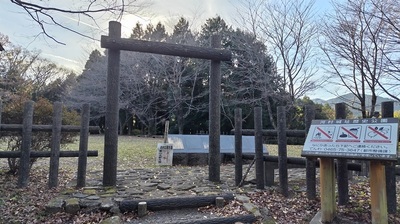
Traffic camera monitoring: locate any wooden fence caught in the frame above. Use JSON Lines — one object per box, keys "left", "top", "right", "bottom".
{"left": 0, "top": 101, "right": 99, "bottom": 189}
{"left": 233, "top": 101, "right": 399, "bottom": 214}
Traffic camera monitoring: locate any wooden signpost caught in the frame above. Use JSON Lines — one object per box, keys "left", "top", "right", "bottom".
{"left": 302, "top": 118, "right": 399, "bottom": 223}
{"left": 156, "top": 121, "right": 173, "bottom": 166}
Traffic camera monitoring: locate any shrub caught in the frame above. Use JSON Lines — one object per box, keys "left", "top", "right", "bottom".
{"left": 1, "top": 96, "right": 80, "bottom": 174}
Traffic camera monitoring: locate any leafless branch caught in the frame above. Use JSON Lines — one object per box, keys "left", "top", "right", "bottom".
{"left": 9, "top": 0, "right": 147, "bottom": 44}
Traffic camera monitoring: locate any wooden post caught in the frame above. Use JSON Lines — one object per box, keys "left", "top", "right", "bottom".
{"left": 305, "top": 104, "right": 316, "bottom": 200}
{"left": 264, "top": 161, "right": 274, "bottom": 186}
{"left": 138, "top": 202, "right": 147, "bottom": 217}
{"left": 208, "top": 34, "right": 221, "bottom": 182}
{"left": 254, "top": 107, "right": 264, "bottom": 189}
{"left": 77, "top": 103, "right": 90, "bottom": 188}
{"left": 277, "top": 106, "right": 288, "bottom": 196}
{"left": 215, "top": 196, "right": 225, "bottom": 208}
{"left": 0, "top": 101, "right": 2, "bottom": 125}
{"left": 320, "top": 157, "right": 336, "bottom": 222}
{"left": 381, "top": 101, "right": 396, "bottom": 214}
{"left": 48, "top": 102, "right": 62, "bottom": 188}
{"left": 234, "top": 108, "right": 242, "bottom": 186}
{"left": 103, "top": 21, "right": 121, "bottom": 186}
{"left": 335, "top": 103, "right": 349, "bottom": 205}
{"left": 370, "top": 161, "right": 388, "bottom": 224}
{"left": 163, "top": 120, "right": 169, "bottom": 144}
{"left": 18, "top": 101, "right": 34, "bottom": 188}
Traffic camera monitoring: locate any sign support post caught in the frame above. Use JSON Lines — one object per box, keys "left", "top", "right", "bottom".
{"left": 370, "top": 161, "right": 388, "bottom": 224}
{"left": 302, "top": 118, "right": 398, "bottom": 223}
{"left": 320, "top": 157, "right": 336, "bottom": 222}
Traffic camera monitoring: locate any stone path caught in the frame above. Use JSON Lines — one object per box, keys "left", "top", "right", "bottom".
{"left": 46, "top": 164, "right": 309, "bottom": 223}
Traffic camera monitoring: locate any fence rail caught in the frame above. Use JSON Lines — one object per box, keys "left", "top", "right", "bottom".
{"left": 0, "top": 101, "right": 99, "bottom": 189}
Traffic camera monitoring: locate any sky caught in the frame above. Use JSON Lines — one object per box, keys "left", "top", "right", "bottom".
{"left": 0, "top": 0, "right": 335, "bottom": 100}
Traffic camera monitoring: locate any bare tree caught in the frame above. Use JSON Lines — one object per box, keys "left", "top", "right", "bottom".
{"left": 236, "top": 0, "right": 320, "bottom": 104}
{"left": 319, "top": 0, "right": 392, "bottom": 117}
{"left": 0, "top": 33, "right": 39, "bottom": 100}
{"left": 369, "top": 0, "right": 400, "bottom": 101}
{"left": 9, "top": 0, "right": 149, "bottom": 44}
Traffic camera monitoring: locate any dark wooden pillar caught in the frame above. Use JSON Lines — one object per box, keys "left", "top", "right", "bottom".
{"left": 305, "top": 104, "right": 316, "bottom": 199}
{"left": 234, "top": 108, "right": 242, "bottom": 186}
{"left": 48, "top": 102, "right": 62, "bottom": 188}
{"left": 277, "top": 106, "right": 288, "bottom": 196}
{"left": 103, "top": 21, "right": 121, "bottom": 186}
{"left": 18, "top": 101, "right": 34, "bottom": 188}
{"left": 254, "top": 107, "right": 264, "bottom": 189}
{"left": 335, "top": 103, "right": 349, "bottom": 205}
{"left": 208, "top": 35, "right": 221, "bottom": 182}
{"left": 381, "top": 101, "right": 396, "bottom": 214}
{"left": 77, "top": 103, "right": 90, "bottom": 188}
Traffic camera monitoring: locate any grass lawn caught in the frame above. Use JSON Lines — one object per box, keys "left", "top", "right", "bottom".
{"left": 64, "top": 135, "right": 161, "bottom": 169}
{"left": 64, "top": 135, "right": 304, "bottom": 169}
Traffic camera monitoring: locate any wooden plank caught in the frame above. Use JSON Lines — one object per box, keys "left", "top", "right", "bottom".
{"left": 370, "top": 161, "right": 388, "bottom": 224}
{"left": 240, "top": 129, "right": 306, "bottom": 137}
{"left": 100, "top": 36, "right": 232, "bottom": 61}
{"left": 320, "top": 157, "right": 336, "bottom": 222}
{"left": 0, "top": 124, "right": 99, "bottom": 133}
{"left": 120, "top": 194, "right": 235, "bottom": 212}
{"left": 0, "top": 150, "right": 98, "bottom": 158}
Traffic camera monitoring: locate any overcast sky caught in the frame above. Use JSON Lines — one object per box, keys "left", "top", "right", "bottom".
{"left": 0, "top": 0, "right": 335, "bottom": 99}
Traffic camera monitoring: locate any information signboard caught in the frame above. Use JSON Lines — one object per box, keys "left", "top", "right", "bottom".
{"left": 156, "top": 143, "right": 173, "bottom": 165}
{"left": 302, "top": 118, "right": 399, "bottom": 160}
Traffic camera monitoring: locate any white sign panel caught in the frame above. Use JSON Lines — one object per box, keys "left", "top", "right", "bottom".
{"left": 302, "top": 118, "right": 399, "bottom": 160}
{"left": 156, "top": 143, "right": 173, "bottom": 165}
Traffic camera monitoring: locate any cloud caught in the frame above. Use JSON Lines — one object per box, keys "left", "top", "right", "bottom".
{"left": 42, "top": 53, "right": 80, "bottom": 65}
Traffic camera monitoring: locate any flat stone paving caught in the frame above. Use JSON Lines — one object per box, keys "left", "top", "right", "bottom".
{"left": 44, "top": 164, "right": 309, "bottom": 223}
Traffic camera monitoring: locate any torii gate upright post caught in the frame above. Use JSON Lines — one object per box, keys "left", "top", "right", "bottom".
{"left": 103, "top": 21, "right": 121, "bottom": 186}
{"left": 101, "top": 21, "right": 231, "bottom": 186}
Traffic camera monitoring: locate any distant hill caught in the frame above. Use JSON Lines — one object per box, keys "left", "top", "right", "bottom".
{"left": 312, "top": 93, "right": 400, "bottom": 117}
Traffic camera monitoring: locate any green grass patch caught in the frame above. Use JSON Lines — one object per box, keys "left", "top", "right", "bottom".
{"left": 266, "top": 144, "right": 303, "bottom": 157}
{"left": 64, "top": 135, "right": 304, "bottom": 169}
{"left": 65, "top": 135, "right": 160, "bottom": 168}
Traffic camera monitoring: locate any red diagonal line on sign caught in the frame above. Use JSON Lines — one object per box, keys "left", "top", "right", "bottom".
{"left": 316, "top": 127, "right": 331, "bottom": 138}
{"left": 341, "top": 127, "right": 358, "bottom": 139}
{"left": 368, "top": 126, "right": 389, "bottom": 139}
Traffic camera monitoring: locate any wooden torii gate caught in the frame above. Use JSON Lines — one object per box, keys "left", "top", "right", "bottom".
{"left": 100, "top": 21, "right": 232, "bottom": 186}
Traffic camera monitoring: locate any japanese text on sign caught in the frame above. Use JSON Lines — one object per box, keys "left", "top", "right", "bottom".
{"left": 302, "top": 118, "right": 399, "bottom": 161}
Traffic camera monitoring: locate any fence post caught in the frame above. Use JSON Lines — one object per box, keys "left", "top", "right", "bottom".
{"left": 209, "top": 34, "right": 221, "bottom": 182}
{"left": 254, "top": 107, "right": 264, "bottom": 189}
{"left": 381, "top": 101, "right": 396, "bottom": 214}
{"left": 18, "top": 101, "right": 34, "bottom": 188}
{"left": 305, "top": 104, "right": 316, "bottom": 200}
{"left": 48, "top": 102, "right": 63, "bottom": 188}
{"left": 0, "top": 101, "right": 2, "bottom": 124}
{"left": 277, "top": 106, "right": 288, "bottom": 196}
{"left": 335, "top": 103, "right": 349, "bottom": 205}
{"left": 77, "top": 103, "right": 90, "bottom": 188}
{"left": 103, "top": 21, "right": 121, "bottom": 187}
{"left": 234, "top": 108, "right": 242, "bottom": 186}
